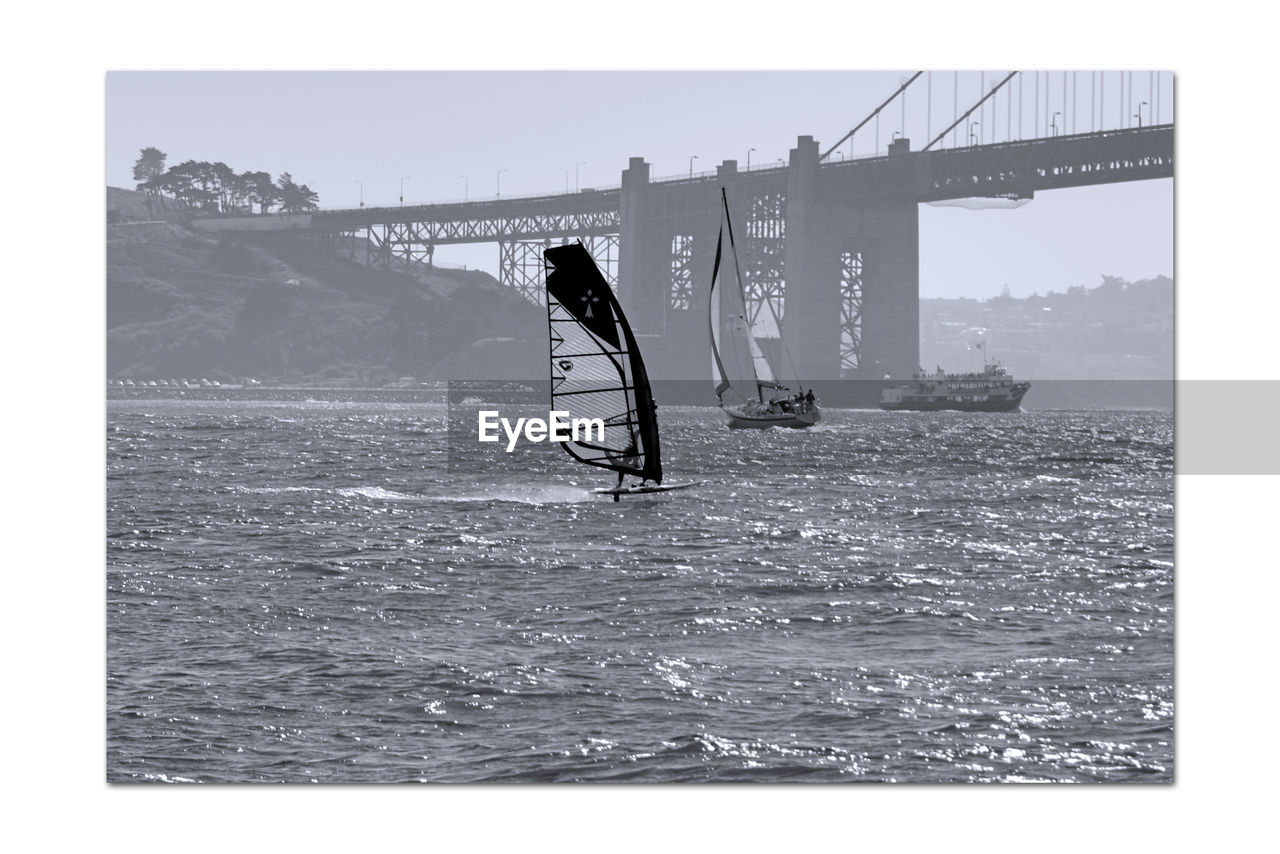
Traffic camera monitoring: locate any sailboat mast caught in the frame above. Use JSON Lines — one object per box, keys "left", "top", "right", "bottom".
{"left": 721, "top": 189, "right": 747, "bottom": 301}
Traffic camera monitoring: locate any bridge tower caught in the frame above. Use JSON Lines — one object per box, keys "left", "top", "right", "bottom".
{"left": 615, "top": 136, "right": 923, "bottom": 387}
{"left": 778, "top": 132, "right": 921, "bottom": 381}
{"left": 618, "top": 157, "right": 660, "bottom": 332}
{"left": 783, "top": 134, "right": 920, "bottom": 384}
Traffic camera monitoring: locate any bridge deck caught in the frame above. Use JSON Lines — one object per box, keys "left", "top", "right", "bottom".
{"left": 189, "top": 125, "right": 1171, "bottom": 242}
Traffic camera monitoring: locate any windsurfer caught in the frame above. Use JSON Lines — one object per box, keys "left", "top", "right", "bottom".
{"left": 545, "top": 242, "right": 665, "bottom": 498}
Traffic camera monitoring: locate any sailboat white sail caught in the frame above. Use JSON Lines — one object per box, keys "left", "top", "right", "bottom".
{"left": 708, "top": 188, "right": 820, "bottom": 429}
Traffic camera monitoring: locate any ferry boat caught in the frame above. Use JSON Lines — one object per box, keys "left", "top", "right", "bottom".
{"left": 880, "top": 362, "right": 1030, "bottom": 412}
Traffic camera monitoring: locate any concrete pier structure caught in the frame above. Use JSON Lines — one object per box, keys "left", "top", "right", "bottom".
{"left": 782, "top": 134, "right": 841, "bottom": 382}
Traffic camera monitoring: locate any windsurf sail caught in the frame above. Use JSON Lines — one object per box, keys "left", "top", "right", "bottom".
{"left": 709, "top": 188, "right": 786, "bottom": 404}
{"left": 544, "top": 242, "right": 662, "bottom": 484}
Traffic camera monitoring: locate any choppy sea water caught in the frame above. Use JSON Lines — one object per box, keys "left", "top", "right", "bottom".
{"left": 106, "top": 395, "right": 1173, "bottom": 783}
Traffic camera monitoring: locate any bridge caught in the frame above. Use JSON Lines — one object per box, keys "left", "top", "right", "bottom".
{"left": 191, "top": 71, "right": 1173, "bottom": 383}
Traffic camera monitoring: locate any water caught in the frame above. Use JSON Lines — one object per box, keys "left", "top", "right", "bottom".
{"left": 106, "top": 395, "right": 1173, "bottom": 782}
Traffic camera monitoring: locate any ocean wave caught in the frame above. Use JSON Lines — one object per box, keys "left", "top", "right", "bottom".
{"left": 336, "top": 486, "right": 418, "bottom": 501}
{"left": 423, "top": 484, "right": 596, "bottom": 505}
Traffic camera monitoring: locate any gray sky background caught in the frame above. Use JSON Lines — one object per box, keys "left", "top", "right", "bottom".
{"left": 106, "top": 70, "right": 1173, "bottom": 299}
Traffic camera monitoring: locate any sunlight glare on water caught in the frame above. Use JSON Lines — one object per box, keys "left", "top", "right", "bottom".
{"left": 107, "top": 397, "right": 1173, "bottom": 782}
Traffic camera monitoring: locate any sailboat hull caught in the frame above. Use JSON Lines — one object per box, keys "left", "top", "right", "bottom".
{"left": 724, "top": 404, "right": 821, "bottom": 429}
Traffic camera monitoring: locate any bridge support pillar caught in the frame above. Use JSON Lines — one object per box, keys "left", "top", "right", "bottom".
{"left": 836, "top": 200, "right": 919, "bottom": 381}
{"left": 618, "top": 157, "right": 665, "bottom": 335}
{"left": 783, "top": 135, "right": 919, "bottom": 383}
{"left": 783, "top": 135, "right": 843, "bottom": 382}
{"left": 619, "top": 155, "right": 708, "bottom": 384}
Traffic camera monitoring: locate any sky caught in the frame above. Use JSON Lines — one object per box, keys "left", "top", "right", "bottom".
{"left": 106, "top": 70, "right": 1173, "bottom": 299}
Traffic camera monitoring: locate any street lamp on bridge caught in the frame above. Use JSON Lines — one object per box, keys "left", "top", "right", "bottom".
{"left": 459, "top": 176, "right": 468, "bottom": 202}
{"left": 747, "top": 147, "right": 756, "bottom": 170}
{"left": 497, "top": 169, "right": 507, "bottom": 199}
{"left": 400, "top": 176, "right": 410, "bottom": 206}
{"left": 1136, "top": 101, "right": 1148, "bottom": 128}
{"left": 355, "top": 179, "right": 363, "bottom": 208}
{"left": 576, "top": 162, "right": 586, "bottom": 192}
{"left": 1051, "top": 112, "right": 1061, "bottom": 137}
{"left": 969, "top": 121, "right": 980, "bottom": 146}
{"left": 689, "top": 155, "right": 698, "bottom": 179}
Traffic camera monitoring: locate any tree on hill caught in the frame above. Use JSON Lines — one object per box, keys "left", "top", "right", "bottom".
{"left": 166, "top": 160, "right": 219, "bottom": 211}
{"left": 277, "top": 172, "right": 319, "bottom": 213}
{"left": 241, "top": 171, "right": 278, "bottom": 213}
{"left": 211, "top": 161, "right": 239, "bottom": 212}
{"left": 129, "top": 149, "right": 319, "bottom": 214}
{"left": 132, "top": 147, "right": 167, "bottom": 186}
{"left": 149, "top": 163, "right": 187, "bottom": 209}
{"left": 133, "top": 147, "right": 168, "bottom": 215}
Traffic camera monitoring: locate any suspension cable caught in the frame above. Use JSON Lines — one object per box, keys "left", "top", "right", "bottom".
{"left": 820, "top": 72, "right": 923, "bottom": 162}
{"left": 921, "top": 72, "right": 1018, "bottom": 151}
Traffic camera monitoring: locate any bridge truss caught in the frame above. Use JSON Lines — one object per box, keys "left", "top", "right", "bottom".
{"left": 742, "top": 190, "right": 787, "bottom": 330}
{"left": 839, "top": 250, "right": 865, "bottom": 374}
{"left": 313, "top": 195, "right": 622, "bottom": 300}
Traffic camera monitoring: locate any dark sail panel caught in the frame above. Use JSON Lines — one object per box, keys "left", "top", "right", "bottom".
{"left": 544, "top": 243, "right": 661, "bottom": 484}
{"left": 545, "top": 246, "right": 621, "bottom": 349}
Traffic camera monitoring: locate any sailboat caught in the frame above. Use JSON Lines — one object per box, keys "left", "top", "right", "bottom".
{"left": 543, "top": 242, "right": 699, "bottom": 500}
{"left": 708, "top": 188, "right": 821, "bottom": 429}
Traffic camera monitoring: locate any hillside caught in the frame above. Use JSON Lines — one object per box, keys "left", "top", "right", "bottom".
{"left": 919, "top": 276, "right": 1174, "bottom": 381}
{"left": 106, "top": 188, "right": 546, "bottom": 384}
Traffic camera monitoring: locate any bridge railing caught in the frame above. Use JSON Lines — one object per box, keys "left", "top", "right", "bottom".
{"left": 650, "top": 161, "right": 794, "bottom": 184}
{"left": 923, "top": 123, "right": 1174, "bottom": 155}
{"left": 651, "top": 167, "right": 728, "bottom": 184}
{"left": 314, "top": 183, "right": 624, "bottom": 215}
